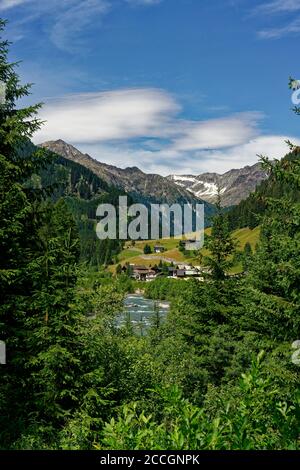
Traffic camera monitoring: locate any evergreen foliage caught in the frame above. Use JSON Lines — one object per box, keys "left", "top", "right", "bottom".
{"left": 0, "top": 22, "right": 299, "bottom": 451}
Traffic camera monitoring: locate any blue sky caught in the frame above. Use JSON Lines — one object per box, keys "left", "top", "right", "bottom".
{"left": 1, "top": 0, "right": 300, "bottom": 174}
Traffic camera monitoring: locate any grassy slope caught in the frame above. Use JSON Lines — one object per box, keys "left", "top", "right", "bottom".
{"left": 109, "top": 226, "right": 261, "bottom": 273}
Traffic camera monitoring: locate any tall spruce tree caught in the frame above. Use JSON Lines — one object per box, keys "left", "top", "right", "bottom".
{"left": 0, "top": 18, "right": 53, "bottom": 445}
{"left": 204, "top": 191, "right": 236, "bottom": 281}
{"left": 243, "top": 153, "right": 300, "bottom": 340}
{"left": 24, "top": 199, "right": 84, "bottom": 423}
{"left": 163, "top": 193, "right": 241, "bottom": 402}
{"left": 0, "top": 19, "right": 86, "bottom": 448}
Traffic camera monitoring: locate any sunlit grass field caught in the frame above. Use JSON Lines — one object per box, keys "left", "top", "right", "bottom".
{"left": 109, "top": 226, "right": 261, "bottom": 273}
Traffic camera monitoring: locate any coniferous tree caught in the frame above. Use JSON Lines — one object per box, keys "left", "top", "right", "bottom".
{"left": 143, "top": 244, "right": 152, "bottom": 255}
{"left": 24, "top": 199, "right": 84, "bottom": 423}
{"left": 0, "top": 19, "right": 53, "bottom": 445}
{"left": 243, "top": 154, "right": 300, "bottom": 340}
{"left": 242, "top": 242, "right": 253, "bottom": 272}
{"left": 116, "top": 264, "right": 123, "bottom": 276}
{"left": 204, "top": 192, "right": 236, "bottom": 281}
{"left": 0, "top": 20, "right": 87, "bottom": 448}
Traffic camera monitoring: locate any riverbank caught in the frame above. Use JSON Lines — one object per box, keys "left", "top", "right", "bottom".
{"left": 117, "top": 293, "right": 170, "bottom": 334}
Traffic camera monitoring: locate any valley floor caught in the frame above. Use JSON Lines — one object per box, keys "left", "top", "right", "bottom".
{"left": 110, "top": 226, "right": 261, "bottom": 275}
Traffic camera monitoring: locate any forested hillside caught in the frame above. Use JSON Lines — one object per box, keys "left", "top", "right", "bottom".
{"left": 32, "top": 148, "right": 130, "bottom": 267}
{"left": 44, "top": 155, "right": 129, "bottom": 267}
{"left": 228, "top": 147, "right": 300, "bottom": 230}
{"left": 40, "top": 139, "right": 216, "bottom": 219}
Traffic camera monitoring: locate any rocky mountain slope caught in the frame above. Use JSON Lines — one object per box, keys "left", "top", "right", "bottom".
{"left": 40, "top": 140, "right": 214, "bottom": 213}
{"left": 40, "top": 140, "right": 268, "bottom": 208}
{"left": 168, "top": 164, "right": 268, "bottom": 206}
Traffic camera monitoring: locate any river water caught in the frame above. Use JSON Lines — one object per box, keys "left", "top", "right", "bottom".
{"left": 117, "top": 294, "right": 170, "bottom": 335}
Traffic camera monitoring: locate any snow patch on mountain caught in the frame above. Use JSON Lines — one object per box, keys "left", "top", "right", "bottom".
{"left": 168, "top": 163, "right": 267, "bottom": 206}
{"left": 171, "top": 175, "right": 197, "bottom": 183}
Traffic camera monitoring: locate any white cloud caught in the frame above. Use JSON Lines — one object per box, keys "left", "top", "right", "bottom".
{"left": 1, "top": 1, "right": 110, "bottom": 52}
{"left": 76, "top": 135, "right": 300, "bottom": 176}
{"left": 34, "top": 88, "right": 180, "bottom": 144}
{"left": 126, "top": 0, "right": 162, "bottom": 5}
{"left": 255, "top": 0, "right": 300, "bottom": 14}
{"left": 189, "top": 135, "right": 300, "bottom": 174}
{"left": 49, "top": 0, "right": 110, "bottom": 52}
{"left": 172, "top": 113, "right": 262, "bottom": 151}
{"left": 255, "top": 0, "right": 300, "bottom": 39}
{"left": 33, "top": 89, "right": 259, "bottom": 151}
{"left": 0, "top": 0, "right": 164, "bottom": 51}
{"left": 32, "top": 87, "right": 298, "bottom": 175}
{"left": 0, "top": 0, "right": 31, "bottom": 10}
{"left": 258, "top": 18, "right": 300, "bottom": 39}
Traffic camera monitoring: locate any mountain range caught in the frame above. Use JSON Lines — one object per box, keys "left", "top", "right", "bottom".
{"left": 40, "top": 139, "right": 268, "bottom": 208}
{"left": 168, "top": 164, "right": 268, "bottom": 207}
{"left": 40, "top": 140, "right": 213, "bottom": 211}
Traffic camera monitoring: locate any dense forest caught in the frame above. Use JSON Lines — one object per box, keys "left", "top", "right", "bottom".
{"left": 228, "top": 146, "right": 300, "bottom": 231}
{"left": 0, "top": 20, "right": 300, "bottom": 451}
{"left": 38, "top": 150, "right": 131, "bottom": 267}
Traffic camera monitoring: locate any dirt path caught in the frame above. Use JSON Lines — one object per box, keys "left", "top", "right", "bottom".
{"left": 139, "top": 255, "right": 186, "bottom": 265}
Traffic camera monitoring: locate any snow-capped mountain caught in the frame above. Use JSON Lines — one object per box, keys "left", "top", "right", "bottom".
{"left": 39, "top": 140, "right": 268, "bottom": 208}
{"left": 168, "top": 163, "right": 268, "bottom": 206}
{"left": 39, "top": 140, "right": 215, "bottom": 216}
